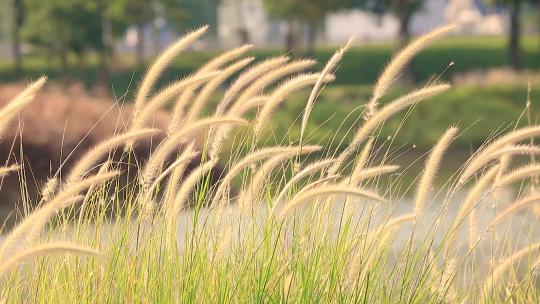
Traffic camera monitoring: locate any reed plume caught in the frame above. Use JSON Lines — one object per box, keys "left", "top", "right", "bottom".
{"left": 348, "top": 213, "right": 416, "bottom": 281}
{"left": 442, "top": 165, "right": 500, "bottom": 279}
{"left": 231, "top": 96, "right": 269, "bottom": 116}
{"left": 300, "top": 37, "right": 354, "bottom": 141}
{"left": 345, "top": 165, "right": 400, "bottom": 186}
{"left": 348, "top": 138, "right": 375, "bottom": 180}
{"left": 140, "top": 116, "right": 246, "bottom": 188}
{"left": 133, "top": 26, "right": 208, "bottom": 115}
{"left": 183, "top": 57, "right": 254, "bottom": 126}
{"left": 0, "top": 171, "right": 119, "bottom": 259}
{"left": 494, "top": 163, "right": 540, "bottom": 189}
{"left": 482, "top": 242, "right": 540, "bottom": 295}
{"left": 208, "top": 95, "right": 269, "bottom": 159}
{"left": 460, "top": 126, "right": 540, "bottom": 183}
{"left": 414, "top": 127, "right": 458, "bottom": 214}
{"left": 200, "top": 44, "right": 253, "bottom": 74}
{"left": 0, "top": 164, "right": 19, "bottom": 178}
{"left": 167, "top": 44, "right": 253, "bottom": 131}
{"left": 293, "top": 175, "right": 341, "bottom": 196}
{"left": 215, "top": 56, "right": 289, "bottom": 116}
{"left": 278, "top": 185, "right": 384, "bottom": 219}
{"left": 0, "top": 242, "right": 100, "bottom": 277}
{"left": 207, "top": 57, "right": 292, "bottom": 157}
{"left": 254, "top": 73, "right": 335, "bottom": 135}
{"left": 0, "top": 76, "right": 47, "bottom": 139}
{"left": 365, "top": 24, "right": 456, "bottom": 118}
{"left": 213, "top": 146, "right": 319, "bottom": 203}
{"left": 238, "top": 145, "right": 321, "bottom": 210}
{"left": 232, "top": 59, "right": 316, "bottom": 108}
{"left": 40, "top": 177, "right": 59, "bottom": 203}
{"left": 146, "top": 150, "right": 200, "bottom": 195}
{"left": 490, "top": 145, "right": 540, "bottom": 160}
{"left": 130, "top": 71, "right": 219, "bottom": 133}
{"left": 455, "top": 165, "right": 500, "bottom": 228}
{"left": 490, "top": 193, "right": 540, "bottom": 227}
{"left": 273, "top": 158, "right": 336, "bottom": 205}
{"left": 330, "top": 84, "right": 451, "bottom": 175}
{"left": 162, "top": 143, "right": 197, "bottom": 210}
{"left": 166, "top": 159, "right": 218, "bottom": 237}
{"left": 65, "top": 128, "right": 159, "bottom": 185}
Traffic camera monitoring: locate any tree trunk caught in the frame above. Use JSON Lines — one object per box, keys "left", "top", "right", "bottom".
{"left": 11, "top": 0, "right": 22, "bottom": 72}
{"left": 136, "top": 23, "right": 145, "bottom": 64}
{"left": 97, "top": 17, "right": 112, "bottom": 90}
{"left": 397, "top": 11, "right": 416, "bottom": 84}
{"left": 398, "top": 11, "right": 412, "bottom": 48}
{"left": 97, "top": 50, "right": 109, "bottom": 93}
{"left": 306, "top": 21, "right": 317, "bottom": 56}
{"left": 285, "top": 21, "right": 296, "bottom": 55}
{"left": 509, "top": 0, "right": 522, "bottom": 71}
{"left": 238, "top": 28, "right": 250, "bottom": 44}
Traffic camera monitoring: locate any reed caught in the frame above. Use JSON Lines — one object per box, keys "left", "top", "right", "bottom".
{"left": 414, "top": 127, "right": 458, "bottom": 214}
{"left": 0, "top": 24, "right": 537, "bottom": 303}
{"left": 330, "top": 84, "right": 451, "bottom": 175}
{"left": 182, "top": 57, "right": 254, "bottom": 126}
{"left": 130, "top": 72, "right": 219, "bottom": 133}
{"left": 365, "top": 24, "right": 457, "bottom": 118}
{"left": 232, "top": 59, "right": 316, "bottom": 108}
{"left": 254, "top": 73, "right": 335, "bottom": 135}
{"left": 0, "top": 171, "right": 119, "bottom": 259}
{"left": 238, "top": 145, "right": 321, "bottom": 210}
{"left": 482, "top": 242, "right": 540, "bottom": 295}
{"left": 278, "top": 185, "right": 384, "bottom": 219}
{"left": 213, "top": 146, "right": 319, "bottom": 202}
{"left": 490, "top": 193, "right": 540, "bottom": 227}
{"left": 166, "top": 158, "right": 218, "bottom": 237}
{"left": 460, "top": 126, "right": 540, "bottom": 183}
{"left": 0, "top": 242, "right": 100, "bottom": 277}
{"left": 273, "top": 158, "right": 336, "bottom": 205}
{"left": 140, "top": 117, "right": 246, "bottom": 188}
{"left": 300, "top": 37, "right": 354, "bottom": 141}
{"left": 133, "top": 26, "right": 208, "bottom": 115}
{"left": 66, "top": 129, "right": 159, "bottom": 185}
{"left": 0, "top": 76, "right": 46, "bottom": 138}
{"left": 0, "top": 164, "right": 19, "bottom": 178}
{"left": 493, "top": 163, "right": 540, "bottom": 189}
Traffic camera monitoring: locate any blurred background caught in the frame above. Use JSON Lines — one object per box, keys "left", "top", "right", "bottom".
{"left": 0, "top": 0, "right": 538, "bottom": 142}
{"left": 0, "top": 0, "right": 539, "bottom": 183}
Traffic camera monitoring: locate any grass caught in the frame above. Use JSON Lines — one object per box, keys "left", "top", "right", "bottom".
{"left": 0, "top": 25, "right": 539, "bottom": 303}
{"left": 266, "top": 83, "right": 535, "bottom": 149}
{"left": 2, "top": 35, "right": 540, "bottom": 89}
{"left": 2, "top": 35, "right": 537, "bottom": 150}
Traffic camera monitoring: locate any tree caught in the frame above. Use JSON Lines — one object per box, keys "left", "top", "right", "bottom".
{"left": 263, "top": 0, "right": 352, "bottom": 53}
{"left": 489, "top": 0, "right": 529, "bottom": 70}
{"left": 108, "top": 0, "right": 155, "bottom": 63}
{"left": 361, "top": 0, "right": 425, "bottom": 47}
{"left": 508, "top": 0, "right": 522, "bottom": 70}
{"left": 22, "top": 0, "right": 106, "bottom": 69}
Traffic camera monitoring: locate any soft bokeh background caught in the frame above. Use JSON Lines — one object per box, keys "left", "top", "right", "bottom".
{"left": 0, "top": 0, "right": 539, "bottom": 212}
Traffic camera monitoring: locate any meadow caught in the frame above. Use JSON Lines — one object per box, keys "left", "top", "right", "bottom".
{"left": 0, "top": 24, "right": 539, "bottom": 303}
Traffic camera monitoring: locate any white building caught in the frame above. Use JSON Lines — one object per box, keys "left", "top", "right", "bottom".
{"left": 217, "top": 0, "right": 506, "bottom": 47}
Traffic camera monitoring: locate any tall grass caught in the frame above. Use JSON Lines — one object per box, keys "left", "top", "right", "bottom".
{"left": 0, "top": 25, "right": 539, "bottom": 303}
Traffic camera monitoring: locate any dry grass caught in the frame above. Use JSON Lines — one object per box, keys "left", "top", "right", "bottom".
{"left": 0, "top": 24, "right": 538, "bottom": 303}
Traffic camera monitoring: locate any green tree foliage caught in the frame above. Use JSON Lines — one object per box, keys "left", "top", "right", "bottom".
{"left": 20, "top": 0, "right": 191, "bottom": 66}
{"left": 22, "top": 0, "right": 105, "bottom": 67}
